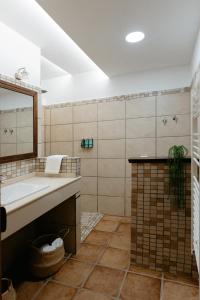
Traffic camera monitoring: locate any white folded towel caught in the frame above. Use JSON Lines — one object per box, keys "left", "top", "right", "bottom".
{"left": 40, "top": 238, "right": 63, "bottom": 253}
{"left": 45, "top": 155, "right": 67, "bottom": 174}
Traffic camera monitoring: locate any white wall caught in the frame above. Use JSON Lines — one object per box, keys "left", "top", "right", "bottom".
{"left": 42, "top": 65, "right": 191, "bottom": 105}
{"left": 0, "top": 22, "right": 41, "bottom": 86}
{"left": 191, "top": 28, "right": 200, "bottom": 77}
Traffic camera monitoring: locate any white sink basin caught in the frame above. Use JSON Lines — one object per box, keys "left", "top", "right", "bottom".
{"left": 1, "top": 182, "right": 49, "bottom": 205}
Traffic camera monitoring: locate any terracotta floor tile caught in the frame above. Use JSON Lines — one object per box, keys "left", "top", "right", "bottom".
{"left": 120, "top": 272, "right": 161, "bottom": 300}
{"left": 84, "top": 230, "right": 111, "bottom": 246}
{"left": 164, "top": 272, "right": 199, "bottom": 286}
{"left": 162, "top": 281, "right": 199, "bottom": 300}
{"left": 95, "top": 219, "right": 119, "bottom": 232}
{"left": 99, "top": 247, "right": 130, "bottom": 270}
{"left": 74, "top": 289, "right": 113, "bottom": 300}
{"left": 16, "top": 281, "right": 44, "bottom": 300}
{"left": 103, "top": 215, "right": 122, "bottom": 222}
{"left": 53, "top": 259, "right": 93, "bottom": 287}
{"left": 120, "top": 217, "right": 131, "bottom": 224}
{"left": 109, "top": 232, "right": 131, "bottom": 250}
{"left": 35, "top": 282, "right": 76, "bottom": 300}
{"left": 73, "top": 243, "right": 105, "bottom": 264}
{"left": 117, "top": 223, "right": 131, "bottom": 234}
{"left": 129, "top": 264, "right": 162, "bottom": 278}
{"left": 84, "top": 265, "right": 125, "bottom": 297}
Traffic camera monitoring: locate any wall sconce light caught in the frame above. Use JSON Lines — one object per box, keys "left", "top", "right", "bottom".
{"left": 15, "top": 67, "right": 29, "bottom": 81}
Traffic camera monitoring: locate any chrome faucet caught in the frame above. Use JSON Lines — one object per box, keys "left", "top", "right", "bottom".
{"left": 0, "top": 175, "right": 6, "bottom": 184}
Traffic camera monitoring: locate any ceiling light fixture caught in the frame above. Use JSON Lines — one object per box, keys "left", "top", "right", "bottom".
{"left": 125, "top": 31, "right": 145, "bottom": 43}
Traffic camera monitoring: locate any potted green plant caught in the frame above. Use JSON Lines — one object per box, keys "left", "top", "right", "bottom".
{"left": 168, "top": 145, "right": 188, "bottom": 209}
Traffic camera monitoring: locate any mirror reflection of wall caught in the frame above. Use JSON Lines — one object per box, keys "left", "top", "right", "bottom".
{"left": 0, "top": 88, "right": 33, "bottom": 157}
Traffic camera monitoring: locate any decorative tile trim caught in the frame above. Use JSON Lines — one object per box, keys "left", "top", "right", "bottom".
{"left": 0, "top": 107, "right": 33, "bottom": 114}
{"left": 0, "top": 159, "right": 35, "bottom": 180}
{"left": 0, "top": 73, "right": 42, "bottom": 93}
{"left": 44, "top": 87, "right": 190, "bottom": 109}
{"left": 130, "top": 161, "right": 198, "bottom": 280}
{"left": 35, "top": 157, "right": 81, "bottom": 177}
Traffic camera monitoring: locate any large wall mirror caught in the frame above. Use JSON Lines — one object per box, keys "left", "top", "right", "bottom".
{"left": 0, "top": 80, "right": 38, "bottom": 163}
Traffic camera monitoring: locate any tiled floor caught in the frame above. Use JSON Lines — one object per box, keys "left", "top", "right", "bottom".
{"left": 16, "top": 215, "right": 199, "bottom": 300}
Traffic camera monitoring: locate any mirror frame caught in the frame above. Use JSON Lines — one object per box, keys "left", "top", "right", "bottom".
{"left": 0, "top": 79, "right": 38, "bottom": 164}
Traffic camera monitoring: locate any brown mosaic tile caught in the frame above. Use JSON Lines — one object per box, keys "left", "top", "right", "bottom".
{"left": 120, "top": 272, "right": 161, "bottom": 300}
{"left": 164, "top": 272, "right": 199, "bottom": 286}
{"left": 130, "top": 161, "right": 197, "bottom": 279}
{"left": 84, "top": 265, "right": 125, "bottom": 297}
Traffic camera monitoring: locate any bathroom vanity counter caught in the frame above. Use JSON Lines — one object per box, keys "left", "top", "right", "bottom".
{"left": 2, "top": 173, "right": 81, "bottom": 240}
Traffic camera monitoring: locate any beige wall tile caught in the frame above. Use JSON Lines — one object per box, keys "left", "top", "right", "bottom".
{"left": 81, "top": 159, "right": 97, "bottom": 177}
{"left": 45, "top": 126, "right": 51, "bottom": 142}
{"left": 0, "top": 128, "right": 17, "bottom": 143}
{"left": 45, "top": 143, "right": 51, "bottom": 156}
{"left": 98, "top": 120, "right": 125, "bottom": 139}
{"left": 125, "top": 197, "right": 131, "bottom": 217}
{"left": 126, "top": 138, "right": 156, "bottom": 157}
{"left": 98, "top": 139, "right": 125, "bottom": 158}
{"left": 126, "top": 117, "right": 155, "bottom": 138}
{"left": 51, "top": 106, "right": 72, "bottom": 125}
{"left": 157, "top": 136, "right": 191, "bottom": 157}
{"left": 81, "top": 177, "right": 97, "bottom": 195}
{"left": 1, "top": 144, "right": 17, "bottom": 156}
{"left": 98, "top": 196, "right": 124, "bottom": 216}
{"left": 1, "top": 112, "right": 16, "bottom": 128}
{"left": 51, "top": 141, "right": 73, "bottom": 156}
{"left": 98, "top": 159, "right": 125, "bottom": 177}
{"left": 98, "top": 101, "right": 125, "bottom": 121}
{"left": 74, "top": 140, "right": 97, "bottom": 158}
{"left": 51, "top": 124, "right": 73, "bottom": 142}
{"left": 126, "top": 96, "right": 156, "bottom": 118}
{"left": 17, "top": 143, "right": 33, "bottom": 154}
{"left": 44, "top": 108, "right": 51, "bottom": 125}
{"left": 157, "top": 92, "right": 190, "bottom": 116}
{"left": 17, "top": 127, "right": 33, "bottom": 143}
{"left": 74, "top": 122, "right": 97, "bottom": 140}
{"left": 126, "top": 160, "right": 131, "bottom": 177}
{"left": 73, "top": 103, "right": 97, "bottom": 123}
{"left": 17, "top": 110, "right": 33, "bottom": 127}
{"left": 80, "top": 195, "right": 98, "bottom": 212}
{"left": 157, "top": 114, "right": 190, "bottom": 137}
{"left": 98, "top": 177, "right": 125, "bottom": 196}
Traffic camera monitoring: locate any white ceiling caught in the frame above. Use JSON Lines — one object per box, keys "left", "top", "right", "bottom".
{"left": 0, "top": 0, "right": 105, "bottom": 76}
{"left": 41, "top": 56, "right": 69, "bottom": 80}
{"left": 37, "top": 0, "right": 200, "bottom": 77}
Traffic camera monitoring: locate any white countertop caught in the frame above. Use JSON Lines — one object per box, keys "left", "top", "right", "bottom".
{"left": 1, "top": 173, "right": 81, "bottom": 214}
{"left": 1, "top": 173, "right": 81, "bottom": 240}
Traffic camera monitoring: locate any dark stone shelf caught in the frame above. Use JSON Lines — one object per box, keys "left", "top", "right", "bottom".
{"left": 128, "top": 157, "right": 191, "bottom": 163}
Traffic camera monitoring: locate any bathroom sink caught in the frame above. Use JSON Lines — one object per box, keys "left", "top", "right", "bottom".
{"left": 1, "top": 182, "right": 49, "bottom": 205}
